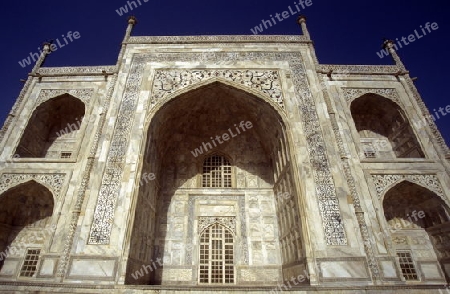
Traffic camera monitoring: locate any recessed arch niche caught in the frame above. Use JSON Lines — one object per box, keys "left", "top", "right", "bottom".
{"left": 383, "top": 181, "right": 450, "bottom": 282}
{"left": 15, "top": 94, "right": 85, "bottom": 159}
{"left": 0, "top": 181, "right": 54, "bottom": 275}
{"left": 125, "top": 81, "right": 307, "bottom": 285}
{"left": 350, "top": 94, "right": 424, "bottom": 159}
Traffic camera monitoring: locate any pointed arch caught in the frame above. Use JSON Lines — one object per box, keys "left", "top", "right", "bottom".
{"left": 0, "top": 174, "right": 65, "bottom": 203}
{"left": 0, "top": 180, "right": 55, "bottom": 276}
{"left": 125, "top": 80, "right": 308, "bottom": 285}
{"left": 382, "top": 181, "right": 450, "bottom": 282}
{"left": 350, "top": 93, "right": 424, "bottom": 159}
{"left": 35, "top": 89, "right": 94, "bottom": 107}
{"left": 15, "top": 94, "right": 85, "bottom": 158}
{"left": 0, "top": 180, "right": 55, "bottom": 220}
{"left": 375, "top": 175, "right": 448, "bottom": 209}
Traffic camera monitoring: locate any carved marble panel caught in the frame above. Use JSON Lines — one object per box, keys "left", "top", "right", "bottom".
{"left": 37, "top": 66, "right": 116, "bottom": 76}
{"left": 152, "top": 70, "right": 284, "bottom": 108}
{"left": 36, "top": 89, "right": 94, "bottom": 106}
{"left": 88, "top": 58, "right": 145, "bottom": 244}
{"left": 198, "top": 216, "right": 236, "bottom": 235}
{"left": 240, "top": 268, "right": 279, "bottom": 282}
{"left": 317, "top": 64, "right": 401, "bottom": 75}
{"left": 342, "top": 88, "right": 400, "bottom": 104}
{"left": 0, "top": 173, "right": 66, "bottom": 200}
{"left": 128, "top": 35, "right": 307, "bottom": 44}
{"left": 371, "top": 174, "right": 445, "bottom": 201}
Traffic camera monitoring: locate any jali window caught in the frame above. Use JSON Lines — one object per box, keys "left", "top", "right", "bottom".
{"left": 199, "top": 223, "right": 234, "bottom": 284}
{"left": 19, "top": 248, "right": 41, "bottom": 277}
{"left": 202, "top": 155, "right": 232, "bottom": 187}
{"left": 397, "top": 251, "right": 419, "bottom": 281}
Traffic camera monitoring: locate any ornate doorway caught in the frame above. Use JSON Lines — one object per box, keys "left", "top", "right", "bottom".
{"left": 199, "top": 223, "right": 235, "bottom": 284}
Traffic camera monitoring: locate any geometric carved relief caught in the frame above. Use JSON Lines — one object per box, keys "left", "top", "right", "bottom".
{"left": 37, "top": 66, "right": 117, "bottom": 76}
{"left": 0, "top": 173, "right": 66, "bottom": 200}
{"left": 36, "top": 88, "right": 94, "bottom": 106}
{"left": 371, "top": 174, "right": 445, "bottom": 200}
{"left": 88, "top": 51, "right": 347, "bottom": 246}
{"left": 128, "top": 35, "right": 308, "bottom": 44}
{"left": 152, "top": 70, "right": 284, "bottom": 108}
{"left": 342, "top": 88, "right": 400, "bottom": 104}
{"left": 317, "top": 64, "right": 402, "bottom": 75}
{"left": 198, "top": 216, "right": 236, "bottom": 235}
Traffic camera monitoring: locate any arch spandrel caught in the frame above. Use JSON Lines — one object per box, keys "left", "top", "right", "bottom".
{"left": 35, "top": 89, "right": 94, "bottom": 106}
{"left": 0, "top": 173, "right": 66, "bottom": 202}
{"left": 372, "top": 174, "right": 447, "bottom": 207}
{"left": 343, "top": 88, "right": 400, "bottom": 105}
{"left": 147, "top": 72, "right": 286, "bottom": 124}
{"left": 198, "top": 217, "right": 236, "bottom": 236}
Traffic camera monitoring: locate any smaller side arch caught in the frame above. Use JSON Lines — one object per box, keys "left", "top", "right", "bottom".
{"left": 35, "top": 89, "right": 94, "bottom": 106}
{"left": 382, "top": 181, "right": 450, "bottom": 282}
{"left": 374, "top": 175, "right": 449, "bottom": 209}
{"left": 0, "top": 173, "right": 65, "bottom": 203}
{"left": 0, "top": 181, "right": 55, "bottom": 277}
{"left": 15, "top": 94, "right": 86, "bottom": 158}
{"left": 350, "top": 93, "right": 424, "bottom": 159}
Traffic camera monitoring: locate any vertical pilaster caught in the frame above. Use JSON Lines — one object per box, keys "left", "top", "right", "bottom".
{"left": 57, "top": 17, "right": 137, "bottom": 281}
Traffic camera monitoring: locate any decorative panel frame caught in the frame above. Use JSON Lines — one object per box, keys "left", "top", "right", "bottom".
{"left": 88, "top": 52, "right": 347, "bottom": 246}
{"left": 188, "top": 195, "right": 245, "bottom": 265}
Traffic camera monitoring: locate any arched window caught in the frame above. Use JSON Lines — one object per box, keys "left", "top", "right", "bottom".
{"left": 199, "top": 223, "right": 234, "bottom": 284}
{"left": 202, "top": 155, "right": 232, "bottom": 188}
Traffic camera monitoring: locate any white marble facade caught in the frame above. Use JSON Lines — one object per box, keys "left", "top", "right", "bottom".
{"left": 0, "top": 18, "right": 449, "bottom": 293}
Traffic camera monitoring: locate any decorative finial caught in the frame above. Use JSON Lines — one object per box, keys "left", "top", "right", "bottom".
{"left": 122, "top": 16, "right": 137, "bottom": 43}
{"left": 42, "top": 42, "right": 52, "bottom": 54}
{"left": 30, "top": 41, "right": 52, "bottom": 74}
{"left": 296, "top": 15, "right": 310, "bottom": 40}
{"left": 382, "top": 39, "right": 405, "bottom": 70}
{"left": 128, "top": 16, "right": 137, "bottom": 25}
{"left": 297, "top": 15, "right": 307, "bottom": 24}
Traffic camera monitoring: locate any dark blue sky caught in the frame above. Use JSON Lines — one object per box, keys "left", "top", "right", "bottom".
{"left": 1, "top": 1, "right": 449, "bottom": 145}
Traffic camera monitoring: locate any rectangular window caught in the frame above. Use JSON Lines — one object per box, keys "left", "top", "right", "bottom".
{"left": 60, "top": 152, "right": 72, "bottom": 159}
{"left": 362, "top": 143, "right": 377, "bottom": 158}
{"left": 397, "top": 251, "right": 418, "bottom": 280}
{"left": 19, "top": 249, "right": 41, "bottom": 277}
{"left": 364, "top": 150, "right": 377, "bottom": 158}
{"left": 202, "top": 155, "right": 232, "bottom": 188}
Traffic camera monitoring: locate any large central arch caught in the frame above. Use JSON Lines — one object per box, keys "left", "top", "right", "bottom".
{"left": 125, "top": 81, "right": 307, "bottom": 285}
